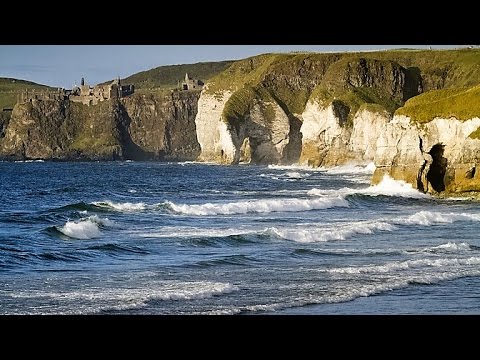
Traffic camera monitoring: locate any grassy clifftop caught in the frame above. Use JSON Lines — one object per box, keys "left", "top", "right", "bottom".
{"left": 396, "top": 84, "right": 480, "bottom": 123}
{"left": 120, "top": 61, "right": 234, "bottom": 90}
{"left": 206, "top": 48, "right": 480, "bottom": 127}
{"left": 0, "top": 77, "right": 53, "bottom": 110}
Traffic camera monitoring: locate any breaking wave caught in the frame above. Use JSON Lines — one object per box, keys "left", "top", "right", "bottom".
{"left": 308, "top": 175, "right": 430, "bottom": 199}
{"left": 56, "top": 215, "right": 113, "bottom": 239}
{"left": 164, "top": 196, "right": 348, "bottom": 216}
{"left": 4, "top": 280, "right": 237, "bottom": 314}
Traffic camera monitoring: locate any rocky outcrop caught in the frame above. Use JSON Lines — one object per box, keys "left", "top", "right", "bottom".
{"left": 299, "top": 100, "right": 390, "bottom": 167}
{"left": 123, "top": 90, "right": 201, "bottom": 161}
{"left": 194, "top": 89, "right": 295, "bottom": 165}
{"left": 373, "top": 115, "right": 480, "bottom": 194}
{"left": 0, "top": 91, "right": 201, "bottom": 161}
{"left": 194, "top": 90, "right": 237, "bottom": 163}
{"left": 349, "top": 108, "right": 391, "bottom": 161}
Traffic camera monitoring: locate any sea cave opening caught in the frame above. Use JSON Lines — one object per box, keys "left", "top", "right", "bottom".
{"left": 427, "top": 143, "right": 447, "bottom": 192}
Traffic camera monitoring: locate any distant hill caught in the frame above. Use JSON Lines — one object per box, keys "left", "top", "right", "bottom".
{"left": 0, "top": 77, "right": 54, "bottom": 110}
{"left": 118, "top": 61, "right": 235, "bottom": 90}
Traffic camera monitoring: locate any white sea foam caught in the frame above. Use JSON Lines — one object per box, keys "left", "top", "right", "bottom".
{"left": 267, "top": 162, "right": 376, "bottom": 175}
{"left": 427, "top": 242, "right": 472, "bottom": 253}
{"left": 268, "top": 164, "right": 322, "bottom": 172}
{"left": 307, "top": 175, "right": 430, "bottom": 199}
{"left": 361, "top": 175, "right": 429, "bottom": 198}
{"left": 57, "top": 215, "right": 113, "bottom": 240}
{"left": 398, "top": 210, "right": 480, "bottom": 226}
{"left": 93, "top": 200, "right": 147, "bottom": 211}
{"left": 327, "top": 256, "right": 480, "bottom": 275}
{"left": 259, "top": 171, "right": 310, "bottom": 180}
{"left": 137, "top": 226, "right": 259, "bottom": 239}
{"left": 268, "top": 221, "right": 396, "bottom": 243}
{"left": 201, "top": 257, "right": 480, "bottom": 314}
{"left": 307, "top": 187, "right": 354, "bottom": 197}
{"left": 179, "top": 161, "right": 220, "bottom": 166}
{"left": 285, "top": 171, "right": 310, "bottom": 179}
{"left": 15, "top": 159, "right": 45, "bottom": 163}
{"left": 6, "top": 281, "right": 237, "bottom": 314}
{"left": 165, "top": 196, "right": 348, "bottom": 216}
{"left": 138, "top": 208, "right": 480, "bottom": 243}
{"left": 321, "top": 162, "right": 376, "bottom": 175}
{"left": 259, "top": 173, "right": 279, "bottom": 180}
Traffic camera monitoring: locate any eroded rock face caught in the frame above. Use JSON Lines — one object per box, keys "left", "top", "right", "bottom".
{"left": 241, "top": 99, "right": 291, "bottom": 165}
{"left": 373, "top": 115, "right": 480, "bottom": 194}
{"left": 195, "top": 90, "right": 298, "bottom": 165}
{"left": 194, "top": 90, "right": 237, "bottom": 164}
{"left": 123, "top": 90, "right": 201, "bottom": 161}
{"left": 299, "top": 100, "right": 389, "bottom": 167}
{"left": 0, "top": 91, "right": 202, "bottom": 161}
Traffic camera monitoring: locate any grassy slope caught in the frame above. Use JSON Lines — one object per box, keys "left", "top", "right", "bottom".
{"left": 396, "top": 85, "right": 480, "bottom": 123}
{"left": 120, "top": 61, "right": 234, "bottom": 90}
{"left": 0, "top": 78, "right": 54, "bottom": 110}
{"left": 207, "top": 48, "right": 480, "bottom": 127}
{"left": 211, "top": 53, "right": 340, "bottom": 125}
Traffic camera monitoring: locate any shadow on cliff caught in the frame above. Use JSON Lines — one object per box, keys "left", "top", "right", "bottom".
{"left": 117, "top": 102, "right": 156, "bottom": 160}
{"left": 269, "top": 93, "right": 303, "bottom": 164}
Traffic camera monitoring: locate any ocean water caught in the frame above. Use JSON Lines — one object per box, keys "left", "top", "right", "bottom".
{"left": 1, "top": 161, "right": 480, "bottom": 315}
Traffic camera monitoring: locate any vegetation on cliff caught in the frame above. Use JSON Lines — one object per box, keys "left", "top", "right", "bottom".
{"left": 396, "top": 84, "right": 480, "bottom": 123}
{"left": 0, "top": 77, "right": 53, "bottom": 110}
{"left": 207, "top": 48, "right": 480, "bottom": 129}
{"left": 119, "top": 61, "right": 234, "bottom": 90}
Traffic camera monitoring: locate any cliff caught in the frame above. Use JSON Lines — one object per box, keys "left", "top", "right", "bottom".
{"left": 194, "top": 49, "right": 480, "bottom": 171}
{"left": 190, "top": 48, "right": 480, "bottom": 195}
{"left": 2, "top": 48, "right": 480, "bottom": 195}
{"left": 372, "top": 84, "right": 480, "bottom": 195}
{"left": 0, "top": 90, "right": 200, "bottom": 161}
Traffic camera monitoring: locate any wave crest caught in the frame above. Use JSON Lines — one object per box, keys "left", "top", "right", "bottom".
{"left": 165, "top": 196, "right": 348, "bottom": 216}
{"left": 56, "top": 215, "right": 113, "bottom": 239}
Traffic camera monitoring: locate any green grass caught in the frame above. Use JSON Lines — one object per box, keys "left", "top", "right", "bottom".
{"left": 396, "top": 84, "right": 480, "bottom": 123}
{"left": 206, "top": 54, "right": 288, "bottom": 94}
{"left": 310, "top": 86, "right": 393, "bottom": 125}
{"left": 222, "top": 86, "right": 256, "bottom": 126}
{"left": 353, "top": 48, "right": 480, "bottom": 89}
{"left": 207, "top": 48, "right": 480, "bottom": 125}
{"left": 118, "top": 61, "right": 234, "bottom": 90}
{"left": 0, "top": 77, "right": 53, "bottom": 110}
{"left": 469, "top": 127, "right": 480, "bottom": 140}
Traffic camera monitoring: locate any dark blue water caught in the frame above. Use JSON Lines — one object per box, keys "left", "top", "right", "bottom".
{"left": 1, "top": 161, "right": 480, "bottom": 314}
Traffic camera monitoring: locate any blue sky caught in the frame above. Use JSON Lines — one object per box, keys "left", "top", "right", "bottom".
{"left": 0, "top": 45, "right": 462, "bottom": 89}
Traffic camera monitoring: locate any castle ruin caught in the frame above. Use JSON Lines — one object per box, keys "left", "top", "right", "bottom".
{"left": 181, "top": 73, "right": 204, "bottom": 91}
{"left": 18, "top": 77, "right": 134, "bottom": 106}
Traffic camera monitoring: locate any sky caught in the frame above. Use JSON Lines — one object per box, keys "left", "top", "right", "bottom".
{"left": 0, "top": 45, "right": 463, "bottom": 89}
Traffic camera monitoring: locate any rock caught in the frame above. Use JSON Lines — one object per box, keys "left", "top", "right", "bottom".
{"left": 299, "top": 101, "right": 389, "bottom": 167}
{"left": 123, "top": 90, "right": 201, "bottom": 161}
{"left": 373, "top": 115, "right": 480, "bottom": 194}
{"left": 0, "top": 91, "right": 201, "bottom": 161}
{"left": 194, "top": 90, "right": 237, "bottom": 164}
{"left": 194, "top": 89, "right": 296, "bottom": 165}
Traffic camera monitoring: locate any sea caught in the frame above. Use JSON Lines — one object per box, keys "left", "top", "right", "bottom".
{"left": 1, "top": 160, "right": 480, "bottom": 315}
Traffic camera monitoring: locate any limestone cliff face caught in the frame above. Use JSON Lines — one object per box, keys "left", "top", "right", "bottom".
{"left": 0, "top": 91, "right": 201, "bottom": 161}
{"left": 194, "top": 90, "right": 237, "bottom": 163}
{"left": 373, "top": 115, "right": 480, "bottom": 194}
{"left": 349, "top": 109, "right": 390, "bottom": 161}
{"left": 194, "top": 89, "right": 297, "bottom": 165}
{"left": 243, "top": 98, "right": 291, "bottom": 164}
{"left": 299, "top": 100, "right": 389, "bottom": 167}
